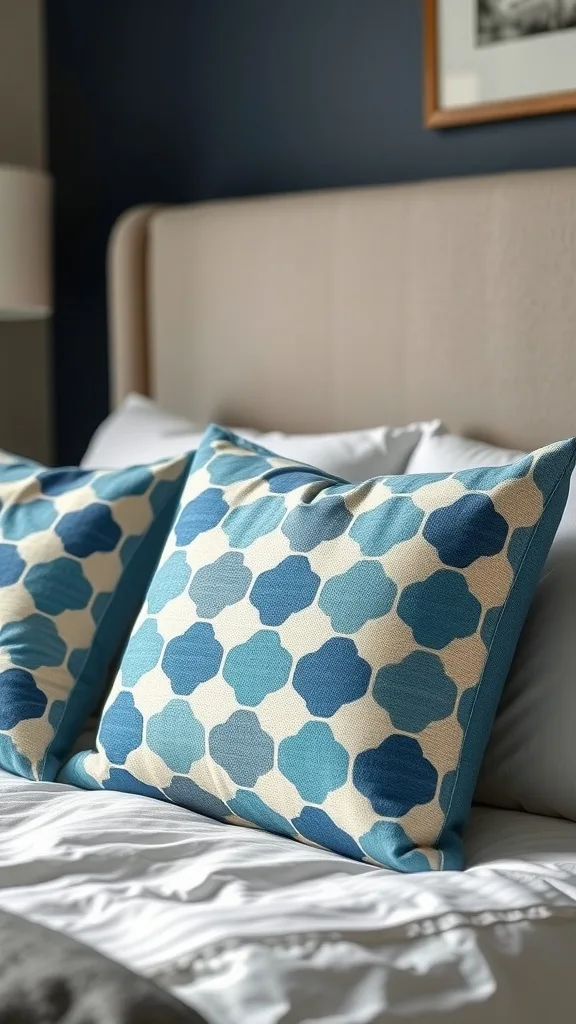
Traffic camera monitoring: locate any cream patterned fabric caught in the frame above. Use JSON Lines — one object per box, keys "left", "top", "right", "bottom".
{"left": 0, "top": 450, "right": 190, "bottom": 779}
{"left": 63, "top": 428, "right": 576, "bottom": 871}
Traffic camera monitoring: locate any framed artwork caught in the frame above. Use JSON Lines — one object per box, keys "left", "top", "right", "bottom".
{"left": 424, "top": 0, "right": 576, "bottom": 127}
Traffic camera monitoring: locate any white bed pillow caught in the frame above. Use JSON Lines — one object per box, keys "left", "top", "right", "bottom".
{"left": 407, "top": 430, "right": 576, "bottom": 823}
{"left": 406, "top": 432, "right": 526, "bottom": 474}
{"left": 82, "top": 394, "right": 443, "bottom": 480}
{"left": 81, "top": 395, "right": 205, "bottom": 468}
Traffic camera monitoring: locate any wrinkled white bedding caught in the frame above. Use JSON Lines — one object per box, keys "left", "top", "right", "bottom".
{"left": 1, "top": 769, "right": 576, "bottom": 1023}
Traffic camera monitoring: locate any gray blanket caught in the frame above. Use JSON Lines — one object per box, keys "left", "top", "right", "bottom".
{"left": 0, "top": 908, "right": 207, "bottom": 1023}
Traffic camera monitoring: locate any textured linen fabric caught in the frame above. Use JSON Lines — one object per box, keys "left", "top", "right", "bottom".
{"left": 408, "top": 431, "right": 576, "bottom": 825}
{"left": 82, "top": 393, "right": 443, "bottom": 480}
{"left": 0, "top": 449, "right": 190, "bottom": 780}
{"left": 5, "top": 770, "right": 576, "bottom": 1023}
{"left": 63, "top": 427, "right": 576, "bottom": 871}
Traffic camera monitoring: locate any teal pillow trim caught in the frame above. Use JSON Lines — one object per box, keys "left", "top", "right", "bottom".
{"left": 437, "top": 453, "right": 574, "bottom": 868}
{"left": 41, "top": 493, "right": 187, "bottom": 778}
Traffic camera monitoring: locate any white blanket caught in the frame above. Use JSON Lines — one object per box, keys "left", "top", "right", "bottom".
{"left": 1, "top": 768, "right": 575, "bottom": 1023}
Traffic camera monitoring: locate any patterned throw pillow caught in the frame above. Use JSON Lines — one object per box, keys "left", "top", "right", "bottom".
{"left": 0, "top": 450, "right": 190, "bottom": 780}
{"left": 62, "top": 428, "right": 576, "bottom": 871}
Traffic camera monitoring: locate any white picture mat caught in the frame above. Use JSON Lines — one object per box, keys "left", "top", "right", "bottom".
{"left": 439, "top": 0, "right": 576, "bottom": 108}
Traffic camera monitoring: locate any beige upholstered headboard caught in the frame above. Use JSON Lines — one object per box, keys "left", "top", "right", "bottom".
{"left": 107, "top": 169, "right": 576, "bottom": 452}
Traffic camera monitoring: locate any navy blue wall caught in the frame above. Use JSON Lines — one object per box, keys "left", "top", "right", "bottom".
{"left": 46, "top": 0, "right": 576, "bottom": 464}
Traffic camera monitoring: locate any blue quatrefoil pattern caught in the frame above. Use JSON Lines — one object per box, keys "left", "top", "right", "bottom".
{"left": 0, "top": 448, "right": 190, "bottom": 780}
{"left": 62, "top": 427, "right": 576, "bottom": 871}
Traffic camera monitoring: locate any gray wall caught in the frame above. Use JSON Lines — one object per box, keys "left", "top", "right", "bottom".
{"left": 0, "top": 0, "right": 52, "bottom": 463}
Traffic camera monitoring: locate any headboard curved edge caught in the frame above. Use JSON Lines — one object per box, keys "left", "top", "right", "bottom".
{"left": 107, "top": 204, "right": 163, "bottom": 408}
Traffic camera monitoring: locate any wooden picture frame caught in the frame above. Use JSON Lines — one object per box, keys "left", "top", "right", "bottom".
{"left": 424, "top": 0, "right": 576, "bottom": 128}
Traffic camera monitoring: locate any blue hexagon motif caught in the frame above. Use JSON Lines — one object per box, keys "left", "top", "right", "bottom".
{"left": 0, "top": 669, "right": 47, "bottom": 729}
{"left": 383, "top": 473, "right": 450, "bottom": 494}
{"left": 353, "top": 735, "right": 438, "bottom": 817}
{"left": 250, "top": 555, "right": 320, "bottom": 626}
{"left": 349, "top": 497, "right": 424, "bottom": 557}
{"left": 267, "top": 470, "right": 326, "bottom": 494}
{"left": 99, "top": 691, "right": 143, "bottom": 765}
{"left": 92, "top": 466, "right": 153, "bottom": 501}
{"left": 24, "top": 558, "right": 93, "bottom": 614}
{"left": 423, "top": 494, "right": 509, "bottom": 569}
{"left": 282, "top": 496, "right": 352, "bottom": 552}
{"left": 189, "top": 438, "right": 216, "bottom": 471}
{"left": 121, "top": 617, "right": 165, "bottom": 687}
{"left": 119, "top": 535, "right": 140, "bottom": 568}
{"left": 278, "top": 722, "right": 349, "bottom": 802}
{"left": 325, "top": 484, "right": 357, "bottom": 496}
{"left": 57, "top": 751, "right": 96, "bottom": 789}
{"left": 439, "top": 769, "right": 458, "bottom": 815}
{"left": 455, "top": 457, "right": 532, "bottom": 492}
{"left": 189, "top": 551, "right": 252, "bottom": 618}
{"left": 223, "top": 630, "right": 292, "bottom": 706}
{"left": 48, "top": 699, "right": 66, "bottom": 730}
{"left": 397, "top": 570, "right": 481, "bottom": 650}
{"left": 165, "top": 775, "right": 230, "bottom": 821}
{"left": 174, "top": 488, "right": 229, "bottom": 547}
{"left": 0, "top": 615, "right": 66, "bottom": 669}
{"left": 103, "top": 768, "right": 167, "bottom": 801}
{"left": 209, "top": 710, "right": 274, "bottom": 786}
{"left": 55, "top": 504, "right": 121, "bottom": 557}
{"left": 292, "top": 807, "right": 364, "bottom": 861}
{"left": 293, "top": 638, "right": 371, "bottom": 717}
{"left": 91, "top": 592, "right": 112, "bottom": 626}
{"left": 318, "top": 562, "right": 397, "bottom": 633}
{"left": 0, "top": 733, "right": 33, "bottom": 778}
{"left": 481, "top": 605, "right": 502, "bottom": 648}
{"left": 457, "top": 685, "right": 478, "bottom": 730}
{"left": 1, "top": 498, "right": 57, "bottom": 540}
{"left": 359, "top": 820, "right": 431, "bottom": 872}
{"left": 228, "top": 790, "right": 296, "bottom": 837}
{"left": 350, "top": 497, "right": 422, "bottom": 557}
{"left": 162, "top": 622, "right": 223, "bottom": 694}
{"left": 0, "top": 462, "right": 39, "bottom": 483}
{"left": 223, "top": 496, "right": 286, "bottom": 549}
{"left": 67, "top": 648, "right": 88, "bottom": 678}
{"left": 0, "top": 544, "right": 25, "bottom": 587}
{"left": 373, "top": 651, "right": 458, "bottom": 732}
{"left": 507, "top": 526, "right": 532, "bottom": 572}
{"left": 146, "top": 699, "right": 205, "bottom": 773}
{"left": 146, "top": 551, "right": 191, "bottom": 614}
{"left": 533, "top": 445, "right": 566, "bottom": 494}
{"left": 208, "top": 453, "right": 273, "bottom": 485}
{"left": 38, "top": 468, "right": 92, "bottom": 496}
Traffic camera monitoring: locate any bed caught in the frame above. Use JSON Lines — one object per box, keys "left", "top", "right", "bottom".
{"left": 2, "top": 168, "right": 576, "bottom": 1022}
{"left": 2, "top": 767, "right": 576, "bottom": 1022}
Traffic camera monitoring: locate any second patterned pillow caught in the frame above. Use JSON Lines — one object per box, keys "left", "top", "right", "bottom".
{"left": 62, "top": 426, "right": 575, "bottom": 871}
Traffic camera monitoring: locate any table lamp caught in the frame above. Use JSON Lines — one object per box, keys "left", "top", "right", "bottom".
{"left": 0, "top": 165, "right": 52, "bottom": 320}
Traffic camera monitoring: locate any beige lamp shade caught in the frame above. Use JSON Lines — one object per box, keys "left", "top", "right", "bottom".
{"left": 0, "top": 166, "right": 52, "bottom": 320}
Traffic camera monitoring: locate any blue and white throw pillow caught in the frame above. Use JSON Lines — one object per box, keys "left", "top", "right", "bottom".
{"left": 0, "top": 449, "right": 190, "bottom": 779}
{"left": 62, "top": 427, "right": 576, "bottom": 871}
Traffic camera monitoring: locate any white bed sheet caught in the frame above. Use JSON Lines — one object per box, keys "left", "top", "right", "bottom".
{"left": 1, "top": 769, "right": 576, "bottom": 1023}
